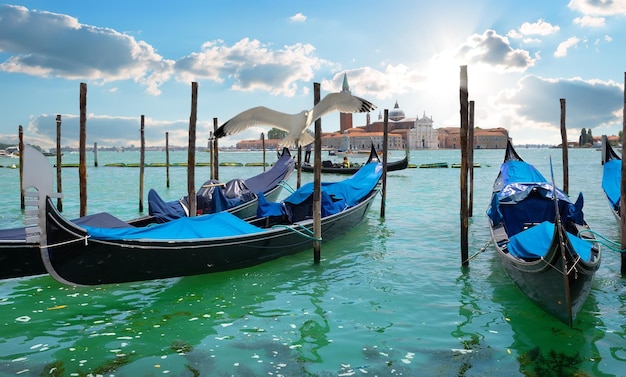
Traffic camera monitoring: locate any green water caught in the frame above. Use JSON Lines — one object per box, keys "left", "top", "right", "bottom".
{"left": 0, "top": 148, "right": 624, "bottom": 376}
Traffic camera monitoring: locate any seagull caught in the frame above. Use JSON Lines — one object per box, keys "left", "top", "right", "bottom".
{"left": 214, "top": 92, "right": 376, "bottom": 148}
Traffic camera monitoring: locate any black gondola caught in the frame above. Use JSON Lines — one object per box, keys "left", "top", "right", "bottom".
{"left": 486, "top": 140, "right": 601, "bottom": 326}
{"left": 300, "top": 143, "right": 408, "bottom": 174}
{"left": 23, "top": 145, "right": 382, "bottom": 286}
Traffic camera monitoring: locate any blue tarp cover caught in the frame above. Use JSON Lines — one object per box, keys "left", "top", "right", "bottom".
{"left": 83, "top": 211, "right": 264, "bottom": 241}
{"left": 602, "top": 159, "right": 621, "bottom": 210}
{"left": 257, "top": 162, "right": 382, "bottom": 219}
{"left": 507, "top": 221, "right": 593, "bottom": 262}
{"left": 487, "top": 160, "right": 583, "bottom": 234}
{"left": 148, "top": 151, "right": 294, "bottom": 222}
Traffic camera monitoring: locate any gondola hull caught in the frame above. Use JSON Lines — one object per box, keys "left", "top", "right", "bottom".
{"left": 490, "top": 222, "right": 598, "bottom": 325}
{"left": 42, "top": 187, "right": 378, "bottom": 286}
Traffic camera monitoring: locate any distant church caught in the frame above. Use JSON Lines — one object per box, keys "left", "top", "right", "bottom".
{"left": 335, "top": 73, "right": 438, "bottom": 150}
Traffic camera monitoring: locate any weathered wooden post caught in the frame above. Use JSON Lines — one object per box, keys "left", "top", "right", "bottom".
{"left": 165, "top": 131, "right": 170, "bottom": 188}
{"left": 262, "top": 132, "right": 266, "bottom": 172}
{"left": 296, "top": 143, "right": 302, "bottom": 190}
{"left": 468, "top": 100, "right": 475, "bottom": 217}
{"left": 56, "top": 115, "right": 63, "bottom": 211}
{"left": 560, "top": 98, "right": 569, "bottom": 195}
{"left": 619, "top": 72, "right": 626, "bottom": 277}
{"left": 188, "top": 82, "right": 198, "bottom": 217}
{"left": 380, "top": 109, "right": 388, "bottom": 218}
{"left": 139, "top": 115, "right": 145, "bottom": 212}
{"left": 208, "top": 132, "right": 214, "bottom": 180}
{"left": 213, "top": 118, "right": 219, "bottom": 181}
{"left": 460, "top": 65, "right": 469, "bottom": 267}
{"left": 93, "top": 142, "right": 98, "bottom": 167}
{"left": 79, "top": 82, "right": 87, "bottom": 217}
{"left": 313, "top": 82, "right": 322, "bottom": 263}
{"left": 19, "top": 125, "right": 24, "bottom": 210}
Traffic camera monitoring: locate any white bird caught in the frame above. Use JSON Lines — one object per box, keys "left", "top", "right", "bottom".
{"left": 214, "top": 92, "right": 376, "bottom": 148}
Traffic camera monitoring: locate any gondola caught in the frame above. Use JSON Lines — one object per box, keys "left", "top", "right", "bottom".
{"left": 23, "top": 145, "right": 382, "bottom": 286}
{"left": 601, "top": 137, "right": 621, "bottom": 220}
{"left": 0, "top": 147, "right": 294, "bottom": 280}
{"left": 486, "top": 139, "right": 601, "bottom": 326}
{"left": 300, "top": 143, "right": 408, "bottom": 174}
{"left": 147, "top": 147, "right": 295, "bottom": 222}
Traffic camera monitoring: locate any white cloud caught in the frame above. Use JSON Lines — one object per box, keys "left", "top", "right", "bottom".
{"left": 454, "top": 30, "right": 536, "bottom": 72}
{"left": 554, "top": 37, "right": 580, "bottom": 57}
{"left": 518, "top": 19, "right": 560, "bottom": 36}
{"left": 490, "top": 75, "right": 623, "bottom": 144}
{"left": 290, "top": 13, "right": 307, "bottom": 22}
{"left": 568, "top": 0, "right": 626, "bottom": 16}
{"left": 573, "top": 15, "right": 606, "bottom": 27}
{"left": 0, "top": 5, "right": 174, "bottom": 95}
{"left": 175, "top": 38, "right": 335, "bottom": 96}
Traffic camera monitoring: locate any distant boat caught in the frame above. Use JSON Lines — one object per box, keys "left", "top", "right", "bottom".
{"left": 451, "top": 163, "right": 481, "bottom": 168}
{"left": 419, "top": 162, "right": 448, "bottom": 168}
{"left": 299, "top": 143, "right": 409, "bottom": 175}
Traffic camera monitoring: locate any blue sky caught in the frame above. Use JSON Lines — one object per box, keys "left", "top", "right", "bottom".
{"left": 0, "top": 0, "right": 624, "bottom": 149}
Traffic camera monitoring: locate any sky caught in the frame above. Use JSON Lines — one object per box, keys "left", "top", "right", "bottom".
{"left": 0, "top": 0, "right": 625, "bottom": 150}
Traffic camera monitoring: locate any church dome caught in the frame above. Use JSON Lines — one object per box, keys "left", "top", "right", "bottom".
{"left": 389, "top": 100, "right": 405, "bottom": 121}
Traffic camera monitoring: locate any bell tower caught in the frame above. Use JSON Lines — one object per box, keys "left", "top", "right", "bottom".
{"left": 339, "top": 73, "right": 353, "bottom": 132}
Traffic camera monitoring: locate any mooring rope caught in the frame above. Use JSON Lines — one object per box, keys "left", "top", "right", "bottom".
{"left": 577, "top": 229, "right": 626, "bottom": 253}
{"left": 581, "top": 229, "right": 624, "bottom": 252}
{"left": 40, "top": 235, "right": 90, "bottom": 249}
{"left": 279, "top": 180, "right": 295, "bottom": 193}
{"left": 271, "top": 223, "right": 322, "bottom": 241}
{"left": 462, "top": 239, "right": 492, "bottom": 264}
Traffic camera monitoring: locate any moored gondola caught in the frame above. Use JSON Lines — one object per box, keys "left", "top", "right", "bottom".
{"left": 486, "top": 139, "right": 601, "bottom": 326}
{"left": 300, "top": 143, "right": 408, "bottom": 174}
{"left": 23, "top": 146, "right": 382, "bottom": 286}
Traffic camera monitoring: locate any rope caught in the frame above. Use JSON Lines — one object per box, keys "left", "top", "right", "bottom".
{"left": 577, "top": 229, "right": 626, "bottom": 253}
{"left": 271, "top": 223, "right": 322, "bottom": 241}
{"left": 279, "top": 180, "right": 295, "bottom": 193}
{"left": 462, "top": 239, "right": 492, "bottom": 264}
{"left": 40, "top": 235, "right": 90, "bottom": 249}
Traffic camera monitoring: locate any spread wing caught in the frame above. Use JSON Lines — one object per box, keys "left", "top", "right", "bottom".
{"left": 310, "top": 92, "right": 376, "bottom": 123}
{"left": 215, "top": 106, "right": 296, "bottom": 138}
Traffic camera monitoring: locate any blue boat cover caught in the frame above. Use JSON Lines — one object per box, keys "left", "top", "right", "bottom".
{"left": 487, "top": 160, "right": 583, "bottom": 236}
{"left": 257, "top": 162, "right": 382, "bottom": 220}
{"left": 507, "top": 221, "right": 593, "bottom": 262}
{"left": 148, "top": 151, "right": 294, "bottom": 222}
{"left": 83, "top": 211, "right": 264, "bottom": 241}
{"left": 602, "top": 159, "right": 621, "bottom": 211}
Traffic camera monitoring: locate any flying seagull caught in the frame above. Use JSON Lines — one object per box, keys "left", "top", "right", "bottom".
{"left": 214, "top": 92, "right": 376, "bottom": 148}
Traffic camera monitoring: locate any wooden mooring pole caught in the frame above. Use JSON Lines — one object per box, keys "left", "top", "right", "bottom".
{"left": 380, "top": 109, "right": 388, "bottom": 218}
{"left": 468, "top": 100, "right": 475, "bottom": 217}
{"left": 56, "top": 115, "right": 63, "bottom": 212}
{"left": 188, "top": 82, "right": 198, "bottom": 217}
{"left": 208, "top": 132, "right": 214, "bottom": 180}
{"left": 139, "top": 115, "right": 145, "bottom": 212}
{"left": 620, "top": 72, "right": 626, "bottom": 276}
{"left": 262, "top": 133, "right": 266, "bottom": 172}
{"left": 165, "top": 132, "right": 170, "bottom": 188}
{"left": 459, "top": 65, "right": 469, "bottom": 267}
{"left": 313, "top": 82, "right": 322, "bottom": 263}
{"left": 19, "top": 125, "right": 24, "bottom": 210}
{"left": 79, "top": 83, "right": 87, "bottom": 217}
{"left": 93, "top": 142, "right": 98, "bottom": 167}
{"left": 213, "top": 118, "right": 219, "bottom": 181}
{"left": 560, "top": 98, "right": 569, "bottom": 195}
